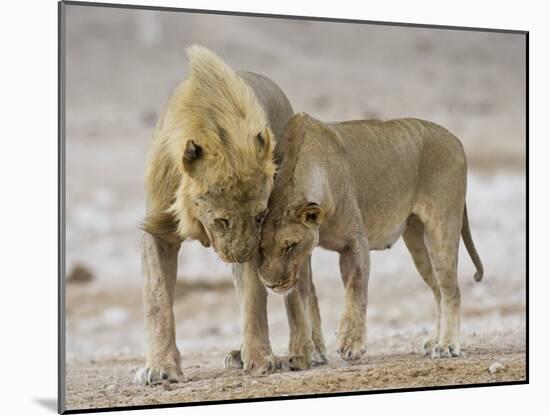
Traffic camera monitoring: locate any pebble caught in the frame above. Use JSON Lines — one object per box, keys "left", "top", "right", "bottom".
{"left": 67, "top": 264, "right": 95, "bottom": 284}
{"left": 488, "top": 361, "right": 506, "bottom": 374}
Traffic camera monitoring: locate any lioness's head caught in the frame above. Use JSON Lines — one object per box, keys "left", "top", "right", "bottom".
{"left": 165, "top": 46, "right": 277, "bottom": 263}
{"left": 258, "top": 201, "right": 324, "bottom": 293}
{"left": 256, "top": 114, "right": 326, "bottom": 293}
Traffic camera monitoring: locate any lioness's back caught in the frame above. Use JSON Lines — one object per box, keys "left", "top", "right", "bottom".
{"left": 332, "top": 118, "right": 460, "bottom": 149}
{"left": 329, "top": 117, "right": 466, "bottom": 177}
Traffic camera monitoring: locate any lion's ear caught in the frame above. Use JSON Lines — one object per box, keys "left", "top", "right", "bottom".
{"left": 297, "top": 202, "right": 324, "bottom": 228}
{"left": 182, "top": 140, "right": 203, "bottom": 175}
{"left": 255, "top": 127, "right": 274, "bottom": 161}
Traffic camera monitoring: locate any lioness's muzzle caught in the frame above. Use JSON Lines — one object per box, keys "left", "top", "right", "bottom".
{"left": 259, "top": 271, "right": 297, "bottom": 294}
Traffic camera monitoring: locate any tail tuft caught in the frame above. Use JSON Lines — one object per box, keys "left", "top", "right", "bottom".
{"left": 474, "top": 271, "right": 483, "bottom": 282}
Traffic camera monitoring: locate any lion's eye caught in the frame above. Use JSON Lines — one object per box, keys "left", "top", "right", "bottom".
{"left": 284, "top": 242, "right": 298, "bottom": 255}
{"left": 255, "top": 209, "right": 268, "bottom": 226}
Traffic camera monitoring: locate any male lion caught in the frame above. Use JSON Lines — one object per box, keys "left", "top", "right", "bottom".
{"left": 258, "top": 113, "right": 484, "bottom": 361}
{"left": 135, "top": 47, "right": 325, "bottom": 385}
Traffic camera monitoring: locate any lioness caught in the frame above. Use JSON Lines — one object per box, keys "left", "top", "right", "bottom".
{"left": 135, "top": 47, "right": 325, "bottom": 385}
{"left": 258, "top": 113, "right": 484, "bottom": 360}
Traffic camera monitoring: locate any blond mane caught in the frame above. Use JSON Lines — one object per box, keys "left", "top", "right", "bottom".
{"left": 144, "top": 45, "right": 276, "bottom": 240}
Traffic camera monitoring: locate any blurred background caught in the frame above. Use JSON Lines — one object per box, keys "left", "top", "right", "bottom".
{"left": 64, "top": 4, "right": 526, "bottom": 409}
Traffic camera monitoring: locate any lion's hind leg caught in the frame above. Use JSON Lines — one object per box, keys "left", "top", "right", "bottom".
{"left": 402, "top": 215, "right": 441, "bottom": 356}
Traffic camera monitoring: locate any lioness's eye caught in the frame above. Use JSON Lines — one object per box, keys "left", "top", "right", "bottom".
{"left": 255, "top": 208, "right": 268, "bottom": 226}
{"left": 214, "top": 218, "right": 230, "bottom": 231}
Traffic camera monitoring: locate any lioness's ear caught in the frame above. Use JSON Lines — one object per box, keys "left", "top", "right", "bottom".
{"left": 297, "top": 202, "right": 324, "bottom": 228}
{"left": 182, "top": 140, "right": 203, "bottom": 175}
{"left": 255, "top": 127, "right": 273, "bottom": 161}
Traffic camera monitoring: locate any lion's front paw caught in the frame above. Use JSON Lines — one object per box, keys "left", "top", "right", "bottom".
{"left": 431, "top": 342, "right": 461, "bottom": 358}
{"left": 224, "top": 349, "right": 244, "bottom": 369}
{"left": 242, "top": 350, "right": 282, "bottom": 375}
{"left": 134, "top": 364, "right": 182, "bottom": 385}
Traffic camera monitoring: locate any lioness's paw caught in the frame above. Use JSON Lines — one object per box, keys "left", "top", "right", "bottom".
{"left": 337, "top": 338, "right": 366, "bottom": 361}
{"left": 431, "top": 342, "right": 461, "bottom": 358}
{"left": 287, "top": 336, "right": 316, "bottom": 371}
{"left": 134, "top": 364, "right": 182, "bottom": 385}
{"left": 337, "top": 343, "right": 366, "bottom": 361}
{"left": 224, "top": 349, "right": 244, "bottom": 369}
{"left": 283, "top": 354, "right": 311, "bottom": 371}
{"left": 243, "top": 353, "right": 282, "bottom": 375}
{"left": 422, "top": 338, "right": 438, "bottom": 356}
{"left": 337, "top": 315, "right": 366, "bottom": 361}
{"left": 312, "top": 347, "right": 329, "bottom": 366}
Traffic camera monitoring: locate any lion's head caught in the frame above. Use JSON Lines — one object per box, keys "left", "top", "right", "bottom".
{"left": 152, "top": 46, "right": 277, "bottom": 263}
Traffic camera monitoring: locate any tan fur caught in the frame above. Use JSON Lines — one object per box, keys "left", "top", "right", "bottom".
{"left": 144, "top": 46, "right": 276, "bottom": 241}
{"left": 258, "top": 113, "right": 484, "bottom": 362}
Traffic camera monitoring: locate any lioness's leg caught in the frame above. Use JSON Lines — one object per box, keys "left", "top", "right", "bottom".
{"left": 283, "top": 255, "right": 328, "bottom": 369}
{"left": 337, "top": 235, "right": 369, "bottom": 361}
{"left": 423, "top": 216, "right": 462, "bottom": 358}
{"left": 402, "top": 216, "right": 441, "bottom": 355}
{"left": 232, "top": 260, "right": 282, "bottom": 374}
{"left": 134, "top": 233, "right": 182, "bottom": 385}
{"left": 284, "top": 264, "right": 314, "bottom": 371}
{"left": 302, "top": 257, "right": 327, "bottom": 365}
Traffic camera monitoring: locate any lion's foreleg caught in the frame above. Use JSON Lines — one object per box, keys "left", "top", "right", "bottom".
{"left": 336, "top": 235, "right": 369, "bottom": 361}
{"left": 134, "top": 233, "right": 182, "bottom": 385}
{"left": 224, "top": 265, "right": 245, "bottom": 369}
{"left": 232, "top": 260, "right": 281, "bottom": 374}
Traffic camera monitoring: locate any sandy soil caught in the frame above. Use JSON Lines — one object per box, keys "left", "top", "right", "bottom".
{"left": 62, "top": 5, "right": 526, "bottom": 412}
{"left": 66, "top": 351, "right": 525, "bottom": 410}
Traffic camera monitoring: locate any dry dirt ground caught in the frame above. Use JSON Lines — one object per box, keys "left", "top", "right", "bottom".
{"left": 66, "top": 351, "right": 525, "bottom": 409}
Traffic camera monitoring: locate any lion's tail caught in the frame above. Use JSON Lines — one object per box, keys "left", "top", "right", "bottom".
{"left": 461, "top": 205, "right": 484, "bottom": 282}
